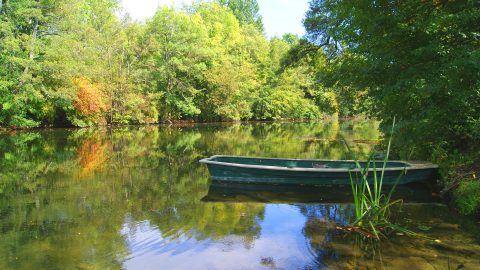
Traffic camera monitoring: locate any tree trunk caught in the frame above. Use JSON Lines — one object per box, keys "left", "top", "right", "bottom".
{"left": 29, "top": 16, "right": 39, "bottom": 61}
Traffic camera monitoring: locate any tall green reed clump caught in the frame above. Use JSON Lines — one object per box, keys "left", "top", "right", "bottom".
{"left": 345, "top": 117, "right": 415, "bottom": 239}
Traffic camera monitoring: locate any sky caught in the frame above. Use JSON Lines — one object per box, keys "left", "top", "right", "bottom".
{"left": 119, "top": 0, "right": 310, "bottom": 38}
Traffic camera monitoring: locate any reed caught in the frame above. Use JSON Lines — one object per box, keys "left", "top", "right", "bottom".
{"left": 344, "top": 117, "right": 416, "bottom": 239}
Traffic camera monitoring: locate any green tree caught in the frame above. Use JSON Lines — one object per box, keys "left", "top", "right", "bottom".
{"left": 0, "top": 0, "right": 59, "bottom": 127}
{"left": 253, "top": 36, "right": 332, "bottom": 120}
{"left": 0, "top": 0, "right": 158, "bottom": 127}
{"left": 216, "top": 0, "right": 264, "bottom": 32}
{"left": 304, "top": 0, "right": 480, "bottom": 150}
{"left": 42, "top": 0, "right": 156, "bottom": 126}
{"left": 1, "top": 0, "right": 329, "bottom": 127}
{"left": 195, "top": 3, "right": 267, "bottom": 121}
{"left": 139, "top": 7, "right": 210, "bottom": 121}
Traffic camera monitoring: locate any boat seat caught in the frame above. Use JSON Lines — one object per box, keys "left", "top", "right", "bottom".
{"left": 313, "top": 163, "right": 329, "bottom": 168}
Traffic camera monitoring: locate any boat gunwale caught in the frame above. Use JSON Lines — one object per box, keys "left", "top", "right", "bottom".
{"left": 199, "top": 155, "right": 438, "bottom": 173}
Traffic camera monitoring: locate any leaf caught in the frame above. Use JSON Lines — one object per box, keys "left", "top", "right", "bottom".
{"left": 2, "top": 102, "right": 12, "bottom": 111}
{"left": 4, "top": 153, "right": 14, "bottom": 161}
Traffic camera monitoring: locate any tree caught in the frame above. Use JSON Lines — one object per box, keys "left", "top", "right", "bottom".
{"left": 195, "top": 3, "right": 267, "bottom": 121}
{"left": 0, "top": 0, "right": 329, "bottom": 127}
{"left": 253, "top": 35, "right": 338, "bottom": 120}
{"left": 0, "top": 0, "right": 59, "bottom": 127}
{"left": 139, "top": 7, "right": 210, "bottom": 121}
{"left": 304, "top": 0, "right": 480, "bottom": 151}
{"left": 216, "top": 0, "right": 264, "bottom": 32}
{"left": 41, "top": 0, "right": 157, "bottom": 125}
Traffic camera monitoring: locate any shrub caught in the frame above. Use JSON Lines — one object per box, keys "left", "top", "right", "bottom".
{"left": 454, "top": 180, "right": 480, "bottom": 216}
{"left": 68, "top": 77, "right": 108, "bottom": 126}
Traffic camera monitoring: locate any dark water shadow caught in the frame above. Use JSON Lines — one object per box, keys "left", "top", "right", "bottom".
{"left": 201, "top": 181, "right": 443, "bottom": 204}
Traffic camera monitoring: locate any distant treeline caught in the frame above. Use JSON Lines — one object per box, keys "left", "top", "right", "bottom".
{"left": 0, "top": 0, "right": 345, "bottom": 128}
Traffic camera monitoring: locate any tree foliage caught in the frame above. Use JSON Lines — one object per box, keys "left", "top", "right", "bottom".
{"left": 140, "top": 6, "right": 209, "bottom": 120}
{"left": 71, "top": 77, "right": 108, "bottom": 126}
{"left": 0, "top": 0, "right": 329, "bottom": 127}
{"left": 0, "top": 0, "right": 57, "bottom": 127}
{"left": 304, "top": 0, "right": 480, "bottom": 151}
{"left": 216, "top": 0, "right": 264, "bottom": 32}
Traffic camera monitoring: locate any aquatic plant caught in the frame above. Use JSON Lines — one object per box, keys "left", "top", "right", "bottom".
{"left": 344, "top": 117, "right": 416, "bottom": 239}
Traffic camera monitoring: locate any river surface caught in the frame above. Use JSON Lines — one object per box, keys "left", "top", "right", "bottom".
{"left": 0, "top": 120, "right": 479, "bottom": 269}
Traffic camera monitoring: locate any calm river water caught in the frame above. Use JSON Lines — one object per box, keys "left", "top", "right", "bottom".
{"left": 0, "top": 120, "right": 479, "bottom": 269}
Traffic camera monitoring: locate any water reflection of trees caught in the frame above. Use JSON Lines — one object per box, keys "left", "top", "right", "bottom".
{"left": 0, "top": 129, "right": 127, "bottom": 269}
{"left": 298, "top": 202, "right": 480, "bottom": 269}
{"left": 297, "top": 204, "right": 358, "bottom": 268}
{"left": 0, "top": 119, "right": 381, "bottom": 269}
{"left": 199, "top": 119, "right": 380, "bottom": 160}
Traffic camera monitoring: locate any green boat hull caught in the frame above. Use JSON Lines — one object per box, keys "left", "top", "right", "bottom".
{"left": 200, "top": 156, "right": 438, "bottom": 185}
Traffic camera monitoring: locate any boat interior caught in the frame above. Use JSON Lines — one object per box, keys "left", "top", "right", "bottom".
{"left": 209, "top": 156, "right": 411, "bottom": 169}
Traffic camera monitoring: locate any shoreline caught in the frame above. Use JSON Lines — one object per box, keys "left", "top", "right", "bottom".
{"left": 0, "top": 115, "right": 373, "bottom": 131}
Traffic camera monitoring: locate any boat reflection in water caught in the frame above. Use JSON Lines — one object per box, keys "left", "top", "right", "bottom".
{"left": 202, "top": 181, "right": 442, "bottom": 204}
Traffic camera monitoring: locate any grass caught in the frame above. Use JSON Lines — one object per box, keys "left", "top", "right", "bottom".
{"left": 343, "top": 117, "right": 417, "bottom": 240}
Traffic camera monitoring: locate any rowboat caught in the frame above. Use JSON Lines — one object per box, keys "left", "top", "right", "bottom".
{"left": 199, "top": 155, "right": 438, "bottom": 185}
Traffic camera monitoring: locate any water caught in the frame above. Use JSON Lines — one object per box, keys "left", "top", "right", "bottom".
{"left": 0, "top": 120, "right": 479, "bottom": 269}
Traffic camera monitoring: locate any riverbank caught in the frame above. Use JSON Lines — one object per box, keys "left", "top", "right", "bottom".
{"left": 435, "top": 151, "right": 480, "bottom": 217}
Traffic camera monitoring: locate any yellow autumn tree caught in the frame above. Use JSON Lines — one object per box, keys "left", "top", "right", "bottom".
{"left": 71, "top": 77, "right": 108, "bottom": 126}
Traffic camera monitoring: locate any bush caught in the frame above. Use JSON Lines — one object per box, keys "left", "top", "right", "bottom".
{"left": 454, "top": 180, "right": 480, "bottom": 216}
{"left": 68, "top": 77, "right": 108, "bottom": 127}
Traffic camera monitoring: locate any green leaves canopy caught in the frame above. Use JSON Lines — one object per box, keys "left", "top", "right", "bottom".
{"left": 0, "top": 0, "right": 329, "bottom": 127}
{"left": 304, "top": 0, "right": 480, "bottom": 150}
